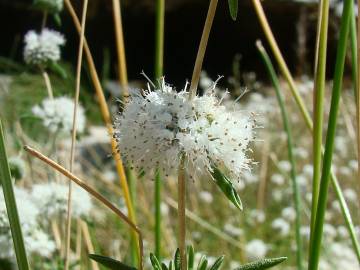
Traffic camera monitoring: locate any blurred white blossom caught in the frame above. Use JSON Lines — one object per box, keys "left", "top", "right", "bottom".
{"left": 24, "top": 29, "right": 65, "bottom": 66}
{"left": 245, "top": 239, "right": 268, "bottom": 260}
{"left": 32, "top": 96, "right": 86, "bottom": 136}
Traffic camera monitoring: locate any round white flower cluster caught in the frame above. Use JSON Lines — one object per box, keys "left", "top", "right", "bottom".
{"left": 0, "top": 187, "right": 55, "bottom": 259}
{"left": 31, "top": 182, "right": 92, "bottom": 219}
{"left": 32, "top": 96, "right": 86, "bottom": 136}
{"left": 114, "top": 80, "right": 255, "bottom": 180}
{"left": 245, "top": 239, "right": 268, "bottom": 260}
{"left": 34, "top": 0, "right": 64, "bottom": 13}
{"left": 23, "top": 29, "right": 65, "bottom": 66}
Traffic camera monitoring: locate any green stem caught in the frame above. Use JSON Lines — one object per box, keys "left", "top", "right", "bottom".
{"left": 308, "top": 0, "right": 353, "bottom": 269}
{"left": 310, "top": 0, "right": 329, "bottom": 248}
{"left": 256, "top": 41, "right": 303, "bottom": 270}
{"left": 154, "top": 0, "right": 165, "bottom": 259}
{"left": 350, "top": 1, "right": 358, "bottom": 99}
{"left": 0, "top": 120, "right": 30, "bottom": 270}
{"left": 251, "top": 0, "right": 360, "bottom": 261}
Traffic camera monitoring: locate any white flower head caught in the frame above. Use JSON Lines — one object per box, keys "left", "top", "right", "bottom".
{"left": 31, "top": 182, "right": 92, "bottom": 219}
{"left": 24, "top": 28, "right": 65, "bottom": 66}
{"left": 34, "top": 0, "right": 64, "bottom": 13}
{"left": 245, "top": 239, "right": 268, "bottom": 260}
{"left": 0, "top": 187, "right": 55, "bottom": 259}
{"left": 32, "top": 96, "right": 86, "bottom": 136}
{"left": 114, "top": 79, "right": 255, "bottom": 181}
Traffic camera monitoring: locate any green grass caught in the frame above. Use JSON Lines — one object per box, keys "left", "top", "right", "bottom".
{"left": 0, "top": 120, "right": 29, "bottom": 270}
{"left": 308, "top": 0, "right": 355, "bottom": 268}
{"left": 257, "top": 41, "right": 303, "bottom": 270}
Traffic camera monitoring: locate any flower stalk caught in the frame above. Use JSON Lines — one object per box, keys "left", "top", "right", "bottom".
{"left": 64, "top": 0, "right": 88, "bottom": 268}
{"left": 178, "top": 155, "right": 187, "bottom": 270}
{"left": 189, "top": 0, "right": 218, "bottom": 99}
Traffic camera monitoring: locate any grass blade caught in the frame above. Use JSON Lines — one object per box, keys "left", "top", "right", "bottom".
{"left": 251, "top": 0, "right": 360, "bottom": 260}
{"left": 256, "top": 41, "right": 303, "bottom": 270}
{"left": 228, "top": 0, "right": 238, "bottom": 21}
{"left": 308, "top": 0, "right": 353, "bottom": 268}
{"left": 310, "top": 0, "right": 330, "bottom": 245}
{"left": 0, "top": 120, "right": 29, "bottom": 270}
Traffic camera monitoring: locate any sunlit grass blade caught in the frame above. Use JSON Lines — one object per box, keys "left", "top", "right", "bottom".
{"left": 0, "top": 120, "right": 29, "bottom": 270}
{"left": 310, "top": 0, "right": 329, "bottom": 245}
{"left": 251, "top": 0, "right": 360, "bottom": 260}
{"left": 308, "top": 0, "right": 353, "bottom": 268}
{"left": 256, "top": 41, "right": 303, "bottom": 270}
{"left": 234, "top": 257, "right": 287, "bottom": 270}
{"left": 154, "top": 0, "right": 165, "bottom": 259}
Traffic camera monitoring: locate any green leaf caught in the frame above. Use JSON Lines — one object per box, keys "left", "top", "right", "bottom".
{"left": 197, "top": 255, "right": 208, "bottom": 270}
{"left": 161, "top": 263, "right": 169, "bottom": 270}
{"left": 209, "top": 256, "right": 224, "bottom": 270}
{"left": 48, "top": 61, "right": 67, "bottom": 79}
{"left": 168, "top": 261, "right": 173, "bottom": 270}
{"left": 53, "top": 13, "right": 62, "bottom": 26}
{"left": 150, "top": 253, "right": 162, "bottom": 270}
{"left": 88, "top": 254, "right": 137, "bottom": 270}
{"left": 0, "top": 120, "right": 29, "bottom": 269}
{"left": 187, "top": 245, "right": 194, "bottom": 270}
{"left": 228, "top": 0, "right": 238, "bottom": 20}
{"left": 174, "top": 249, "right": 181, "bottom": 270}
{"left": 211, "top": 166, "right": 243, "bottom": 210}
{"left": 234, "top": 257, "right": 287, "bottom": 270}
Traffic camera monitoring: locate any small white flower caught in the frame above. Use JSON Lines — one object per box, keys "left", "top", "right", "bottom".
{"left": 34, "top": 0, "right": 64, "bottom": 13}
{"left": 199, "top": 191, "right": 213, "bottom": 203}
{"left": 31, "top": 182, "right": 92, "bottom": 219}
{"left": 348, "top": 160, "right": 358, "bottom": 171}
{"left": 24, "top": 28, "right": 65, "bottom": 66}
{"left": 343, "top": 188, "right": 357, "bottom": 203}
{"left": 281, "top": 207, "right": 296, "bottom": 222}
{"left": 270, "top": 173, "right": 285, "bottom": 185}
{"left": 114, "top": 80, "right": 255, "bottom": 181}
{"left": 278, "top": 160, "right": 291, "bottom": 172}
{"left": 249, "top": 209, "right": 266, "bottom": 223}
{"left": 302, "top": 164, "right": 314, "bottom": 178}
{"left": 245, "top": 239, "right": 268, "bottom": 260}
{"left": 32, "top": 96, "right": 86, "bottom": 136}
{"left": 271, "top": 218, "right": 290, "bottom": 236}
{"left": 223, "top": 223, "right": 243, "bottom": 237}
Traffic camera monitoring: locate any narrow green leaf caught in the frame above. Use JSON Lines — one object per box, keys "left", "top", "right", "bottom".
{"left": 48, "top": 61, "right": 67, "bottom": 79}
{"left": 197, "top": 255, "right": 208, "bottom": 270}
{"left": 187, "top": 245, "right": 194, "bottom": 270}
{"left": 227, "top": 0, "right": 238, "bottom": 20}
{"left": 168, "top": 261, "right": 173, "bottom": 270}
{"left": 174, "top": 249, "right": 181, "bottom": 270}
{"left": 150, "top": 253, "right": 162, "bottom": 270}
{"left": 234, "top": 257, "right": 287, "bottom": 270}
{"left": 211, "top": 166, "right": 243, "bottom": 210}
{"left": 88, "top": 254, "right": 137, "bottom": 270}
{"left": 209, "top": 256, "right": 224, "bottom": 270}
{"left": 161, "top": 263, "right": 169, "bottom": 270}
{"left": 0, "top": 120, "right": 29, "bottom": 270}
{"left": 53, "top": 13, "right": 62, "bottom": 26}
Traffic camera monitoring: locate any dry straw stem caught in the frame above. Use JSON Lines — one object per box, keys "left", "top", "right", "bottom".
{"left": 64, "top": 0, "right": 139, "bottom": 253}
{"left": 251, "top": 0, "right": 360, "bottom": 259}
{"left": 42, "top": 71, "right": 54, "bottom": 99}
{"left": 64, "top": 0, "right": 89, "bottom": 268}
{"left": 177, "top": 156, "right": 187, "bottom": 270}
{"left": 112, "top": 0, "right": 129, "bottom": 97}
{"left": 23, "top": 145, "right": 144, "bottom": 270}
{"left": 357, "top": 0, "right": 360, "bottom": 208}
{"left": 189, "top": 0, "right": 218, "bottom": 99}
{"left": 251, "top": 0, "right": 313, "bottom": 129}
{"left": 80, "top": 219, "right": 100, "bottom": 270}
{"left": 256, "top": 136, "right": 270, "bottom": 209}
